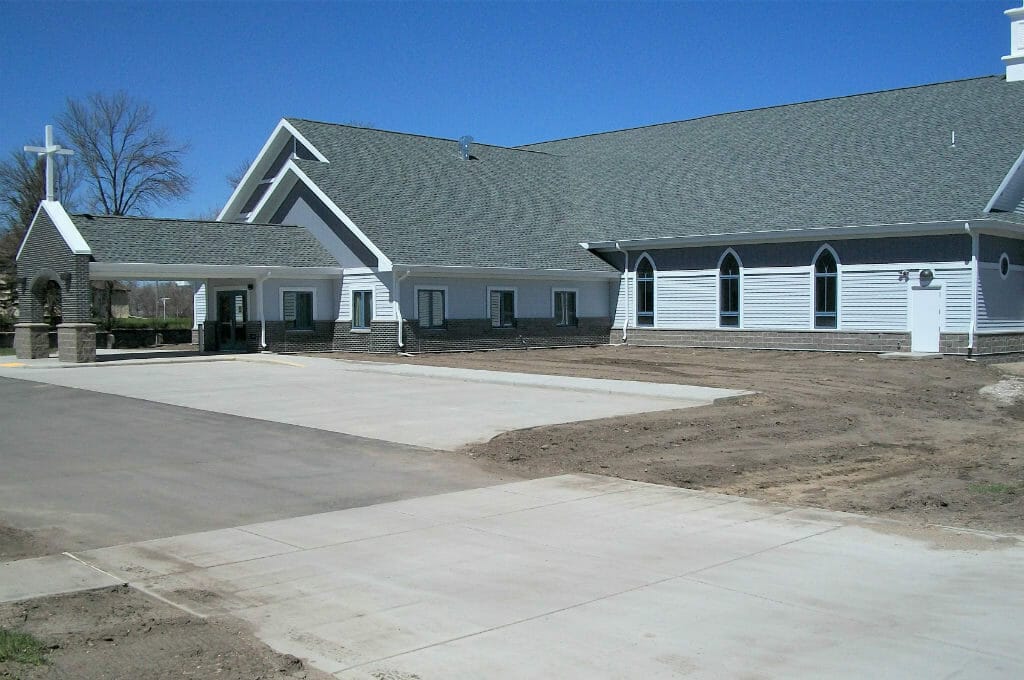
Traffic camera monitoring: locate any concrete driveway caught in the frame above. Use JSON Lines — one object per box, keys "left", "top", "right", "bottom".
{"left": 0, "top": 354, "right": 747, "bottom": 450}
{"left": 54, "top": 474, "right": 1024, "bottom": 679}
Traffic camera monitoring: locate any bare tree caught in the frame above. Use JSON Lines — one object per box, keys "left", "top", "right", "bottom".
{"left": 226, "top": 158, "right": 253, "bottom": 190}
{"left": 58, "top": 91, "right": 192, "bottom": 216}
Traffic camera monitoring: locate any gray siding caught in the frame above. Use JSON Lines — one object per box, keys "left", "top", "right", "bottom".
{"left": 977, "top": 263, "right": 1024, "bottom": 331}
{"left": 397, "top": 277, "right": 611, "bottom": 321}
{"left": 262, "top": 278, "right": 336, "bottom": 321}
{"left": 979, "top": 234, "right": 1024, "bottom": 264}
{"left": 635, "top": 235, "right": 970, "bottom": 272}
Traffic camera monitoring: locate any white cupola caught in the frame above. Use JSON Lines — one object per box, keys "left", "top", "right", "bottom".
{"left": 1005, "top": 3, "right": 1024, "bottom": 82}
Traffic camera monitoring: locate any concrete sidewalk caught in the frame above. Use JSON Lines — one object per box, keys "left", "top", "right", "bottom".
{"left": 17, "top": 474, "right": 1018, "bottom": 679}
{"left": 0, "top": 355, "right": 749, "bottom": 449}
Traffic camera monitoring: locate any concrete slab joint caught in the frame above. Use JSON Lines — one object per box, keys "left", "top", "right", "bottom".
{"left": 57, "top": 322, "right": 97, "bottom": 363}
{"left": 13, "top": 323, "right": 51, "bottom": 359}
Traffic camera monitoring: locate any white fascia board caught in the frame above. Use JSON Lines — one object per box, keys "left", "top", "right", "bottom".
{"left": 216, "top": 119, "right": 330, "bottom": 222}
{"left": 393, "top": 264, "right": 620, "bottom": 280}
{"left": 969, "top": 219, "right": 1024, "bottom": 238}
{"left": 583, "top": 220, "right": 984, "bottom": 252}
{"left": 14, "top": 203, "right": 43, "bottom": 261}
{"left": 20, "top": 201, "right": 92, "bottom": 258}
{"left": 90, "top": 262, "right": 342, "bottom": 280}
{"left": 251, "top": 161, "right": 393, "bottom": 271}
{"left": 984, "top": 147, "right": 1024, "bottom": 213}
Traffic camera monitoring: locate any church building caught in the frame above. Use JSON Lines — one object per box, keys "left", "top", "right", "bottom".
{"left": 14, "top": 6, "right": 1024, "bottom": 361}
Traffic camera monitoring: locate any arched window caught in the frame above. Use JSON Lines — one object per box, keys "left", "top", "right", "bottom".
{"left": 636, "top": 256, "right": 655, "bottom": 327}
{"left": 814, "top": 248, "right": 838, "bottom": 329}
{"left": 719, "top": 252, "right": 740, "bottom": 327}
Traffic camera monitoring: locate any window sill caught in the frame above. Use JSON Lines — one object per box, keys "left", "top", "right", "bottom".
{"left": 286, "top": 328, "right": 315, "bottom": 333}
{"left": 350, "top": 328, "right": 371, "bottom": 334}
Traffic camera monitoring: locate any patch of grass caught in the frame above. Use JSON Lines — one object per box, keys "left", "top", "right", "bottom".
{"left": 0, "top": 627, "right": 49, "bottom": 665}
{"left": 0, "top": 348, "right": 14, "bottom": 356}
{"left": 969, "top": 482, "right": 1020, "bottom": 496}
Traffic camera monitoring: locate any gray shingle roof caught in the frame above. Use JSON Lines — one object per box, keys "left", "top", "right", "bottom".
{"left": 287, "top": 76, "right": 1024, "bottom": 269}
{"left": 521, "top": 75, "right": 1024, "bottom": 243}
{"left": 73, "top": 214, "right": 337, "bottom": 267}
{"left": 286, "top": 120, "right": 612, "bottom": 271}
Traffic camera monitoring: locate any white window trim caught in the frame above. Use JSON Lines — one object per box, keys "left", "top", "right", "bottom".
{"left": 486, "top": 286, "right": 518, "bottom": 326}
{"left": 810, "top": 243, "right": 841, "bottom": 330}
{"left": 551, "top": 287, "right": 580, "bottom": 325}
{"left": 350, "top": 287, "right": 375, "bottom": 330}
{"left": 414, "top": 285, "right": 450, "bottom": 324}
{"left": 716, "top": 248, "right": 742, "bottom": 329}
{"left": 634, "top": 252, "right": 657, "bottom": 328}
{"left": 279, "top": 287, "right": 317, "bottom": 330}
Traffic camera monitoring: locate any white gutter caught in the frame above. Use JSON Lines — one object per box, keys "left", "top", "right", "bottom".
{"left": 583, "top": 219, "right": 1024, "bottom": 252}
{"left": 614, "top": 242, "right": 629, "bottom": 342}
{"left": 391, "top": 263, "right": 619, "bottom": 280}
{"left": 256, "top": 270, "right": 272, "bottom": 350}
{"left": 89, "top": 263, "right": 343, "bottom": 280}
{"left": 394, "top": 269, "right": 411, "bottom": 349}
{"left": 966, "top": 222, "right": 978, "bottom": 355}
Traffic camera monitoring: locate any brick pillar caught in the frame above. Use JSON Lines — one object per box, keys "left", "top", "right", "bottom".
{"left": 57, "top": 322, "right": 97, "bottom": 363}
{"left": 14, "top": 323, "right": 51, "bottom": 359}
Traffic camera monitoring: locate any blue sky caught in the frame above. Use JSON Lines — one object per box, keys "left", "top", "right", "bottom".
{"left": 0, "top": 0, "right": 1015, "bottom": 218}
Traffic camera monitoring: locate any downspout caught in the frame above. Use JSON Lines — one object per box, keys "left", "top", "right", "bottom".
{"left": 614, "top": 242, "right": 629, "bottom": 342}
{"left": 966, "top": 222, "right": 978, "bottom": 356}
{"left": 394, "top": 269, "right": 411, "bottom": 350}
{"left": 257, "top": 271, "right": 271, "bottom": 351}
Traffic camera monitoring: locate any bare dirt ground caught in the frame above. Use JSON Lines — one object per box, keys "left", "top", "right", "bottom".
{"left": 318, "top": 345, "right": 1024, "bottom": 535}
{"left": 0, "top": 585, "right": 331, "bottom": 680}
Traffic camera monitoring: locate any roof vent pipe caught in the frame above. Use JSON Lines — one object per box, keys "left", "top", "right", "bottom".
{"left": 458, "top": 136, "right": 473, "bottom": 160}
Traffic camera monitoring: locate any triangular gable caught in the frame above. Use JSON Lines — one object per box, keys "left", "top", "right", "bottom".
{"left": 16, "top": 200, "right": 91, "bottom": 261}
{"left": 986, "top": 147, "right": 1024, "bottom": 214}
{"left": 247, "top": 161, "right": 391, "bottom": 270}
{"left": 218, "top": 119, "right": 329, "bottom": 222}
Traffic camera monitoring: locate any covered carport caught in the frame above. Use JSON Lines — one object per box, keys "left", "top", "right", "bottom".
{"left": 14, "top": 200, "right": 341, "bottom": 362}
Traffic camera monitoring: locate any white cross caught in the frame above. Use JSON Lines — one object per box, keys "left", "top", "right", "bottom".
{"left": 24, "top": 124, "right": 74, "bottom": 203}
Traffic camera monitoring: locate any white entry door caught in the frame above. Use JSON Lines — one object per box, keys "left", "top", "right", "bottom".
{"left": 911, "top": 286, "right": 941, "bottom": 352}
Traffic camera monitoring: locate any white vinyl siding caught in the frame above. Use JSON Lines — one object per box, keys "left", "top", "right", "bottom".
{"left": 840, "top": 269, "right": 908, "bottom": 331}
{"left": 940, "top": 267, "right": 972, "bottom": 332}
{"left": 192, "top": 282, "right": 207, "bottom": 329}
{"left": 340, "top": 272, "right": 393, "bottom": 321}
{"left": 611, "top": 278, "right": 628, "bottom": 328}
{"left": 742, "top": 271, "right": 812, "bottom": 329}
{"left": 654, "top": 273, "right": 717, "bottom": 328}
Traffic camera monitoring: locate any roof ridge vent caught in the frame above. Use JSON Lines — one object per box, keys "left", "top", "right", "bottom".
{"left": 458, "top": 135, "right": 473, "bottom": 160}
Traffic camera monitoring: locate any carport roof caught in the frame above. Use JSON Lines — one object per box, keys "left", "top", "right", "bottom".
{"left": 73, "top": 213, "right": 337, "bottom": 268}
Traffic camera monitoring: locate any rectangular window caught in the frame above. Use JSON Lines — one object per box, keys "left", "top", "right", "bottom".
{"left": 417, "top": 289, "right": 446, "bottom": 329}
{"left": 282, "top": 290, "right": 313, "bottom": 331}
{"left": 352, "top": 290, "right": 373, "bottom": 330}
{"left": 636, "top": 279, "right": 654, "bottom": 326}
{"left": 489, "top": 289, "right": 515, "bottom": 328}
{"left": 554, "top": 290, "right": 577, "bottom": 326}
{"left": 719, "top": 276, "right": 739, "bottom": 327}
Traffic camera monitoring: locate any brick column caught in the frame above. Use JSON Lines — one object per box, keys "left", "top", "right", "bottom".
{"left": 14, "top": 323, "right": 51, "bottom": 359}
{"left": 57, "top": 322, "right": 97, "bottom": 363}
